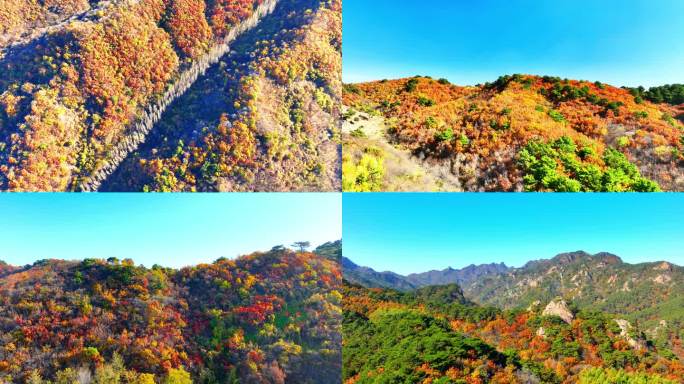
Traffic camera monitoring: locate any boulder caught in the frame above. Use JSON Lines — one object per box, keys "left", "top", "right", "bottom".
{"left": 614, "top": 319, "right": 646, "bottom": 350}
{"left": 542, "top": 298, "right": 574, "bottom": 324}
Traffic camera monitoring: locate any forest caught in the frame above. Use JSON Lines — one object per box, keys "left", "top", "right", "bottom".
{"left": 0, "top": 241, "right": 342, "bottom": 383}
{"left": 343, "top": 75, "right": 684, "bottom": 192}
{"left": 0, "top": 0, "right": 341, "bottom": 192}
{"left": 343, "top": 251, "right": 684, "bottom": 383}
{"left": 343, "top": 280, "right": 683, "bottom": 383}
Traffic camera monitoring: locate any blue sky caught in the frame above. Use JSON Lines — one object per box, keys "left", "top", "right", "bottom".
{"left": 343, "top": 193, "right": 684, "bottom": 275}
{"left": 343, "top": 0, "right": 684, "bottom": 87}
{"left": 0, "top": 193, "right": 341, "bottom": 268}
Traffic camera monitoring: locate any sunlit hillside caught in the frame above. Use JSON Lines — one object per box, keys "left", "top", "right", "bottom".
{"left": 0, "top": 0, "right": 341, "bottom": 192}
{"left": 0, "top": 243, "right": 342, "bottom": 383}
{"left": 343, "top": 75, "right": 684, "bottom": 192}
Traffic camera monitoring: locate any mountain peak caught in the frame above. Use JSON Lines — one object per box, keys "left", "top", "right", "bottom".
{"left": 654, "top": 261, "right": 674, "bottom": 271}
{"left": 593, "top": 252, "right": 623, "bottom": 264}
{"left": 551, "top": 251, "right": 592, "bottom": 264}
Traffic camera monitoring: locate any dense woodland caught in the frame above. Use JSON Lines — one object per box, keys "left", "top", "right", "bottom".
{"left": 343, "top": 75, "right": 684, "bottom": 191}
{"left": 0, "top": 241, "right": 342, "bottom": 383}
{"left": 0, "top": 0, "right": 341, "bottom": 191}
{"left": 101, "top": 0, "right": 341, "bottom": 192}
{"left": 343, "top": 280, "right": 684, "bottom": 384}
{"left": 344, "top": 251, "right": 684, "bottom": 372}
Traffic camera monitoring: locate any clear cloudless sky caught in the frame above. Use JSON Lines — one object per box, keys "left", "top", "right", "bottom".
{"left": 343, "top": 0, "right": 684, "bottom": 87}
{"left": 343, "top": 193, "right": 684, "bottom": 275}
{"left": 0, "top": 193, "right": 341, "bottom": 268}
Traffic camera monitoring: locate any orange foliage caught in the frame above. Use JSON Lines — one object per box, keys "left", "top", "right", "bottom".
{"left": 164, "top": 0, "right": 213, "bottom": 58}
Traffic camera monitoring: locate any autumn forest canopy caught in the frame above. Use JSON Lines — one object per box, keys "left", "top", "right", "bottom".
{"left": 343, "top": 250, "right": 684, "bottom": 383}
{"left": 343, "top": 74, "right": 684, "bottom": 192}
{"left": 0, "top": 0, "right": 342, "bottom": 192}
{"left": 0, "top": 241, "right": 342, "bottom": 383}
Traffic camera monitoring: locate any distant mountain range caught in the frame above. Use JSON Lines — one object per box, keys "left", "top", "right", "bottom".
{"left": 343, "top": 256, "right": 510, "bottom": 291}
{"left": 343, "top": 251, "right": 683, "bottom": 330}
{"left": 342, "top": 257, "right": 418, "bottom": 291}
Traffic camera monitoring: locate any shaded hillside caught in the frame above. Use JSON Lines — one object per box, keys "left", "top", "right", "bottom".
{"left": 343, "top": 75, "right": 684, "bottom": 191}
{"left": 406, "top": 262, "right": 509, "bottom": 288}
{"left": 344, "top": 282, "right": 684, "bottom": 384}
{"left": 342, "top": 256, "right": 508, "bottom": 292}
{"left": 0, "top": 0, "right": 341, "bottom": 192}
{"left": 342, "top": 257, "right": 416, "bottom": 291}
{"left": 0, "top": 248, "right": 341, "bottom": 383}
{"left": 0, "top": 260, "right": 17, "bottom": 278}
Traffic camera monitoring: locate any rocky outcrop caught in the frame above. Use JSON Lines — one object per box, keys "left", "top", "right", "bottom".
{"left": 536, "top": 327, "right": 546, "bottom": 338}
{"left": 654, "top": 262, "right": 673, "bottom": 271}
{"left": 527, "top": 300, "right": 541, "bottom": 312}
{"left": 614, "top": 319, "right": 646, "bottom": 350}
{"left": 653, "top": 274, "right": 672, "bottom": 284}
{"left": 542, "top": 298, "right": 574, "bottom": 324}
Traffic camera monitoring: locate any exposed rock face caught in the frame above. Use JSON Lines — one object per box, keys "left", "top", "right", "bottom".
{"left": 536, "top": 327, "right": 546, "bottom": 338}
{"left": 615, "top": 319, "right": 646, "bottom": 350}
{"left": 542, "top": 298, "right": 574, "bottom": 324}
{"left": 550, "top": 251, "right": 591, "bottom": 265}
{"left": 653, "top": 274, "right": 672, "bottom": 284}
{"left": 654, "top": 262, "right": 673, "bottom": 271}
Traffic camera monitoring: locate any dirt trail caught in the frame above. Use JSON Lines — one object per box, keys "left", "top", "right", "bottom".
{"left": 343, "top": 107, "right": 464, "bottom": 191}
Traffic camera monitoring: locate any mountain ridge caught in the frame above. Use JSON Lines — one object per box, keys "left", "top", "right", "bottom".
{"left": 343, "top": 280, "right": 684, "bottom": 383}
{"left": 0, "top": 243, "right": 342, "bottom": 382}
{"left": 343, "top": 251, "right": 683, "bottom": 334}
{"left": 343, "top": 75, "right": 684, "bottom": 192}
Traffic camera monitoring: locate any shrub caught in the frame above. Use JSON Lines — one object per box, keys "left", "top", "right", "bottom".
{"left": 434, "top": 127, "right": 454, "bottom": 142}
{"left": 548, "top": 109, "right": 566, "bottom": 122}
{"left": 163, "top": 368, "right": 192, "bottom": 384}
{"left": 404, "top": 78, "right": 419, "bottom": 92}
{"left": 416, "top": 96, "right": 435, "bottom": 107}
{"left": 343, "top": 84, "right": 360, "bottom": 94}
{"left": 350, "top": 128, "right": 366, "bottom": 138}
{"left": 518, "top": 136, "right": 661, "bottom": 192}
{"left": 633, "top": 111, "right": 648, "bottom": 119}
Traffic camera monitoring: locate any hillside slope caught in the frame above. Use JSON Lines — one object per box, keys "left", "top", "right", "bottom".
{"left": 343, "top": 252, "right": 684, "bottom": 362}
{"left": 343, "top": 75, "right": 684, "bottom": 191}
{"left": 0, "top": 249, "right": 341, "bottom": 383}
{"left": 0, "top": 0, "right": 341, "bottom": 191}
{"left": 342, "top": 257, "right": 417, "bottom": 291}
{"left": 343, "top": 282, "right": 684, "bottom": 383}
{"left": 100, "top": 0, "right": 341, "bottom": 192}
{"left": 463, "top": 252, "right": 684, "bottom": 335}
